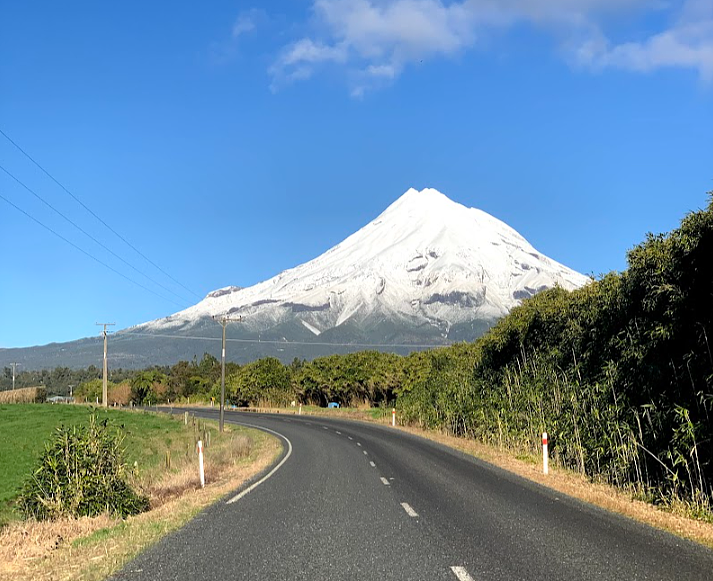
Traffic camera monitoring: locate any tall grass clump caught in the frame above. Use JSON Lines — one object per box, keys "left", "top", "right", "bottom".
{"left": 18, "top": 416, "right": 149, "bottom": 520}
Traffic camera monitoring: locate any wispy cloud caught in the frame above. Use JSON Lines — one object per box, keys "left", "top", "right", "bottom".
{"left": 267, "top": 0, "right": 713, "bottom": 94}
{"left": 575, "top": 1, "right": 713, "bottom": 81}
{"left": 211, "top": 8, "right": 264, "bottom": 64}
{"left": 232, "top": 12, "right": 258, "bottom": 39}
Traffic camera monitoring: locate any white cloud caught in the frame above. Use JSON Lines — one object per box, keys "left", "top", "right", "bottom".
{"left": 270, "top": 0, "right": 477, "bottom": 93}
{"left": 268, "top": 0, "right": 713, "bottom": 93}
{"left": 281, "top": 38, "right": 348, "bottom": 67}
{"left": 576, "top": 1, "right": 713, "bottom": 81}
{"left": 232, "top": 13, "right": 257, "bottom": 39}
{"left": 210, "top": 9, "right": 264, "bottom": 64}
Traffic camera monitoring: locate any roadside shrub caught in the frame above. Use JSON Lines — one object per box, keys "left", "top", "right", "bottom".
{"left": 17, "top": 416, "right": 149, "bottom": 520}
{"left": 109, "top": 382, "right": 132, "bottom": 405}
{"left": 74, "top": 378, "right": 108, "bottom": 403}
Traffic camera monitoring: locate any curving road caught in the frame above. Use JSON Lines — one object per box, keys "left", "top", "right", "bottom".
{"left": 113, "top": 410, "right": 713, "bottom": 581}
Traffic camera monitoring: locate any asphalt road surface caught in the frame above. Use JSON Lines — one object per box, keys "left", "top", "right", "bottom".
{"left": 113, "top": 410, "right": 713, "bottom": 581}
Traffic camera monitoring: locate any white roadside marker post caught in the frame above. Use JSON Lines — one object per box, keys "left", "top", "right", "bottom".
{"left": 392, "top": 408, "right": 396, "bottom": 427}
{"left": 198, "top": 440, "right": 205, "bottom": 488}
{"left": 542, "top": 432, "right": 549, "bottom": 475}
{"left": 299, "top": 403, "right": 302, "bottom": 415}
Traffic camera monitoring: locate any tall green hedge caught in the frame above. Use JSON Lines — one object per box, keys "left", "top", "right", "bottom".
{"left": 399, "top": 194, "right": 713, "bottom": 508}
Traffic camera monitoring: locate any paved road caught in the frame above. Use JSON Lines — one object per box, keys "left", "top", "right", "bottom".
{"left": 113, "top": 410, "right": 713, "bottom": 581}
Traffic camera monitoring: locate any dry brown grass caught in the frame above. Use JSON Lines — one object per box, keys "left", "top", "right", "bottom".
{"left": 0, "top": 387, "right": 46, "bottom": 404}
{"left": 0, "top": 425, "right": 280, "bottom": 581}
{"left": 139, "top": 433, "right": 253, "bottom": 509}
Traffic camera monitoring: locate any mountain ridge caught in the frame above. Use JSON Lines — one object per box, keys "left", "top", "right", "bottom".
{"left": 140, "top": 187, "right": 588, "bottom": 340}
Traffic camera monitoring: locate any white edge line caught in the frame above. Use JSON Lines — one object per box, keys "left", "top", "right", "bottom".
{"left": 226, "top": 423, "right": 293, "bottom": 504}
{"left": 451, "top": 566, "right": 475, "bottom": 581}
{"left": 400, "top": 502, "right": 418, "bottom": 517}
{"left": 380, "top": 476, "right": 390, "bottom": 485}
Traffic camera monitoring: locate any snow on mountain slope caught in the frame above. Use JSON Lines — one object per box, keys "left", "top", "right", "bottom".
{"left": 142, "top": 188, "right": 589, "bottom": 340}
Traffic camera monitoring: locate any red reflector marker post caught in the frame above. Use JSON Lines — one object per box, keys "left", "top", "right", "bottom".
{"left": 542, "top": 432, "right": 549, "bottom": 475}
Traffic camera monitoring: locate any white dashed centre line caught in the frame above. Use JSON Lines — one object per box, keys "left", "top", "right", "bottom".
{"left": 348, "top": 436, "right": 353, "bottom": 440}
{"left": 400, "top": 502, "right": 418, "bottom": 517}
{"left": 450, "top": 566, "right": 475, "bottom": 581}
{"left": 322, "top": 426, "right": 329, "bottom": 430}
{"left": 335, "top": 431, "right": 341, "bottom": 435}
{"left": 380, "top": 477, "right": 390, "bottom": 485}
{"left": 363, "top": 450, "right": 368, "bottom": 455}
{"left": 356, "top": 442, "right": 362, "bottom": 446}
{"left": 369, "top": 461, "right": 376, "bottom": 467}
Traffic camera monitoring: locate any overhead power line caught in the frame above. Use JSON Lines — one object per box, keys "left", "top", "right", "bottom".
{"left": 0, "top": 164, "right": 191, "bottom": 306}
{"left": 0, "top": 127, "right": 201, "bottom": 300}
{"left": 0, "top": 190, "right": 183, "bottom": 307}
{"left": 121, "top": 330, "right": 447, "bottom": 349}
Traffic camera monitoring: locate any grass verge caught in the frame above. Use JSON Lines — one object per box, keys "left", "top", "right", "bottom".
{"left": 0, "top": 406, "right": 280, "bottom": 581}
{"left": 0, "top": 403, "right": 208, "bottom": 526}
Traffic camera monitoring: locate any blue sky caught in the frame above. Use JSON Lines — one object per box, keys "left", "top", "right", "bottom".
{"left": 1, "top": 0, "right": 711, "bottom": 349}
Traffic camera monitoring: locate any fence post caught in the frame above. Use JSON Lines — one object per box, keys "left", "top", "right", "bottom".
{"left": 197, "top": 440, "right": 205, "bottom": 488}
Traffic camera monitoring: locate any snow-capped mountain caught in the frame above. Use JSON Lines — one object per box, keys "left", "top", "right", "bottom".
{"left": 0, "top": 188, "right": 590, "bottom": 369}
{"left": 140, "top": 188, "right": 589, "bottom": 343}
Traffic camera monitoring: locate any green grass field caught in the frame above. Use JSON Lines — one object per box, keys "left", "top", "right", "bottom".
{"left": 0, "top": 404, "right": 200, "bottom": 526}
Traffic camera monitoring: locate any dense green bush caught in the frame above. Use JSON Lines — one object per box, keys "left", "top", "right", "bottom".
{"left": 18, "top": 416, "right": 149, "bottom": 520}
{"left": 75, "top": 378, "right": 111, "bottom": 403}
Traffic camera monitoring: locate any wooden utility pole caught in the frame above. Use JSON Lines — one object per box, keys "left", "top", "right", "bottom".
{"left": 96, "top": 323, "right": 115, "bottom": 407}
{"left": 213, "top": 315, "right": 242, "bottom": 432}
{"left": 10, "top": 362, "right": 20, "bottom": 391}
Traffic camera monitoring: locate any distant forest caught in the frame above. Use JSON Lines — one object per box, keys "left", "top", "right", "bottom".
{"left": 6, "top": 193, "right": 712, "bottom": 512}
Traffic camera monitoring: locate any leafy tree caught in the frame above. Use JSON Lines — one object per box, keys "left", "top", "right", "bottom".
{"left": 130, "top": 371, "right": 167, "bottom": 404}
